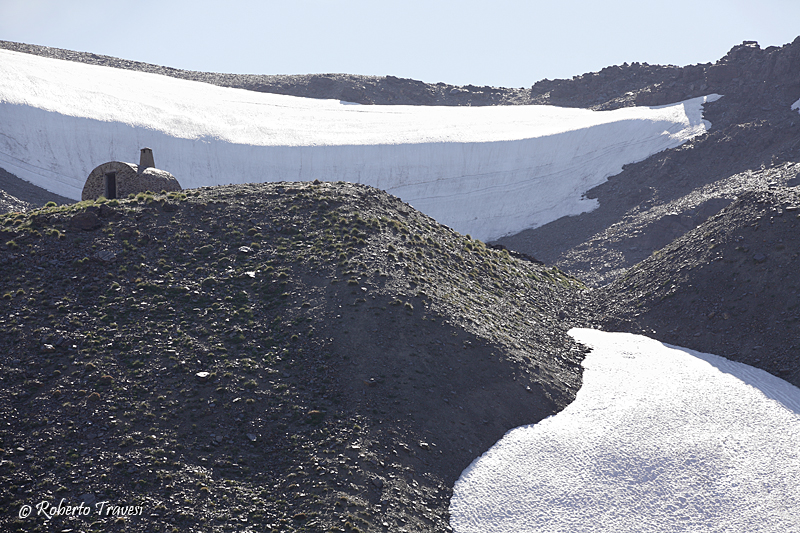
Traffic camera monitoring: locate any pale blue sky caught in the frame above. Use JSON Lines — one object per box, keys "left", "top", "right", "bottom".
{"left": 1, "top": 0, "right": 798, "bottom": 88}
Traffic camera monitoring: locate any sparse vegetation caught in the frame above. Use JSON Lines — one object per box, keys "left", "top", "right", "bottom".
{"left": 0, "top": 181, "right": 584, "bottom": 533}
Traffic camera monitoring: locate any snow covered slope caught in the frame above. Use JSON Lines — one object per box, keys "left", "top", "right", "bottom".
{"left": 0, "top": 50, "right": 718, "bottom": 241}
{"left": 450, "top": 329, "right": 800, "bottom": 533}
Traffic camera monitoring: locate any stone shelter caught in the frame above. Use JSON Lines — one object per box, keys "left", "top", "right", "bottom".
{"left": 81, "top": 148, "right": 181, "bottom": 201}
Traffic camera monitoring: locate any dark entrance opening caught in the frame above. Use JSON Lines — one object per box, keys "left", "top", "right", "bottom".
{"left": 104, "top": 172, "right": 117, "bottom": 199}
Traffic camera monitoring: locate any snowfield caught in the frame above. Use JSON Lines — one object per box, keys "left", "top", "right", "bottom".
{"left": 0, "top": 49, "right": 719, "bottom": 241}
{"left": 3, "top": 47, "right": 798, "bottom": 533}
{"left": 450, "top": 329, "right": 800, "bottom": 533}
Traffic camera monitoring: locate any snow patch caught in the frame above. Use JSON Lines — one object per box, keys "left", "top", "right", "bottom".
{"left": 792, "top": 97, "right": 800, "bottom": 114}
{"left": 0, "top": 49, "right": 718, "bottom": 241}
{"left": 450, "top": 329, "right": 800, "bottom": 533}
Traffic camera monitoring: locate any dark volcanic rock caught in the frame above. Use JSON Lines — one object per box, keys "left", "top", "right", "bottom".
{"left": 0, "top": 166, "right": 72, "bottom": 213}
{"left": 586, "top": 187, "right": 800, "bottom": 388}
{"left": 499, "top": 37, "right": 800, "bottom": 287}
{"left": 3, "top": 36, "right": 800, "bottom": 530}
{"left": 0, "top": 182, "right": 585, "bottom": 533}
{"left": 69, "top": 211, "right": 102, "bottom": 230}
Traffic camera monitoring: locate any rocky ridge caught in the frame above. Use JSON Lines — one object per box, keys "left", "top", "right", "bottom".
{"left": 583, "top": 186, "right": 800, "bottom": 389}
{"left": 0, "top": 166, "right": 71, "bottom": 214}
{"left": 0, "top": 183, "right": 584, "bottom": 532}
{"left": 5, "top": 39, "right": 800, "bottom": 277}
{"left": 498, "top": 38, "right": 800, "bottom": 286}
{"left": 3, "top": 36, "right": 800, "bottom": 532}
{"left": 0, "top": 40, "right": 531, "bottom": 107}
{"left": 6, "top": 38, "right": 798, "bottom": 111}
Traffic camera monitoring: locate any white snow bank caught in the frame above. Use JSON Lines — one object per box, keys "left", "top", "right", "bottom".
{"left": 0, "top": 49, "right": 719, "bottom": 241}
{"left": 792, "top": 97, "right": 800, "bottom": 114}
{"left": 450, "top": 329, "right": 800, "bottom": 533}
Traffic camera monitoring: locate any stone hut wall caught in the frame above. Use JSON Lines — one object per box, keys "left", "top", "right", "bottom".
{"left": 82, "top": 161, "right": 181, "bottom": 201}
{"left": 82, "top": 162, "right": 137, "bottom": 201}
{"left": 137, "top": 168, "right": 182, "bottom": 195}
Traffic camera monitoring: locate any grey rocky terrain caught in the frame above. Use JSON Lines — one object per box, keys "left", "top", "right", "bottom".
{"left": 0, "top": 166, "right": 72, "bottom": 214}
{"left": 0, "top": 183, "right": 583, "bottom": 532}
{"left": 583, "top": 187, "right": 800, "bottom": 388}
{"left": 4, "top": 38, "right": 800, "bottom": 284}
{"left": 497, "top": 39, "right": 800, "bottom": 286}
{"left": 2, "top": 36, "right": 800, "bottom": 532}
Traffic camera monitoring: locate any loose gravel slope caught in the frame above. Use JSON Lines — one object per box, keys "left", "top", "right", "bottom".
{"left": 587, "top": 186, "right": 800, "bottom": 388}
{"left": 0, "top": 181, "right": 585, "bottom": 532}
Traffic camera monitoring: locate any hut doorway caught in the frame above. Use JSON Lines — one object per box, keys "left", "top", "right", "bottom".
{"left": 104, "top": 172, "right": 117, "bottom": 199}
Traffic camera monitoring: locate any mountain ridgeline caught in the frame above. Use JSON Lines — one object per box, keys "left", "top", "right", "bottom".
{"left": 1, "top": 36, "right": 800, "bottom": 532}
{"left": 0, "top": 183, "right": 584, "bottom": 532}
